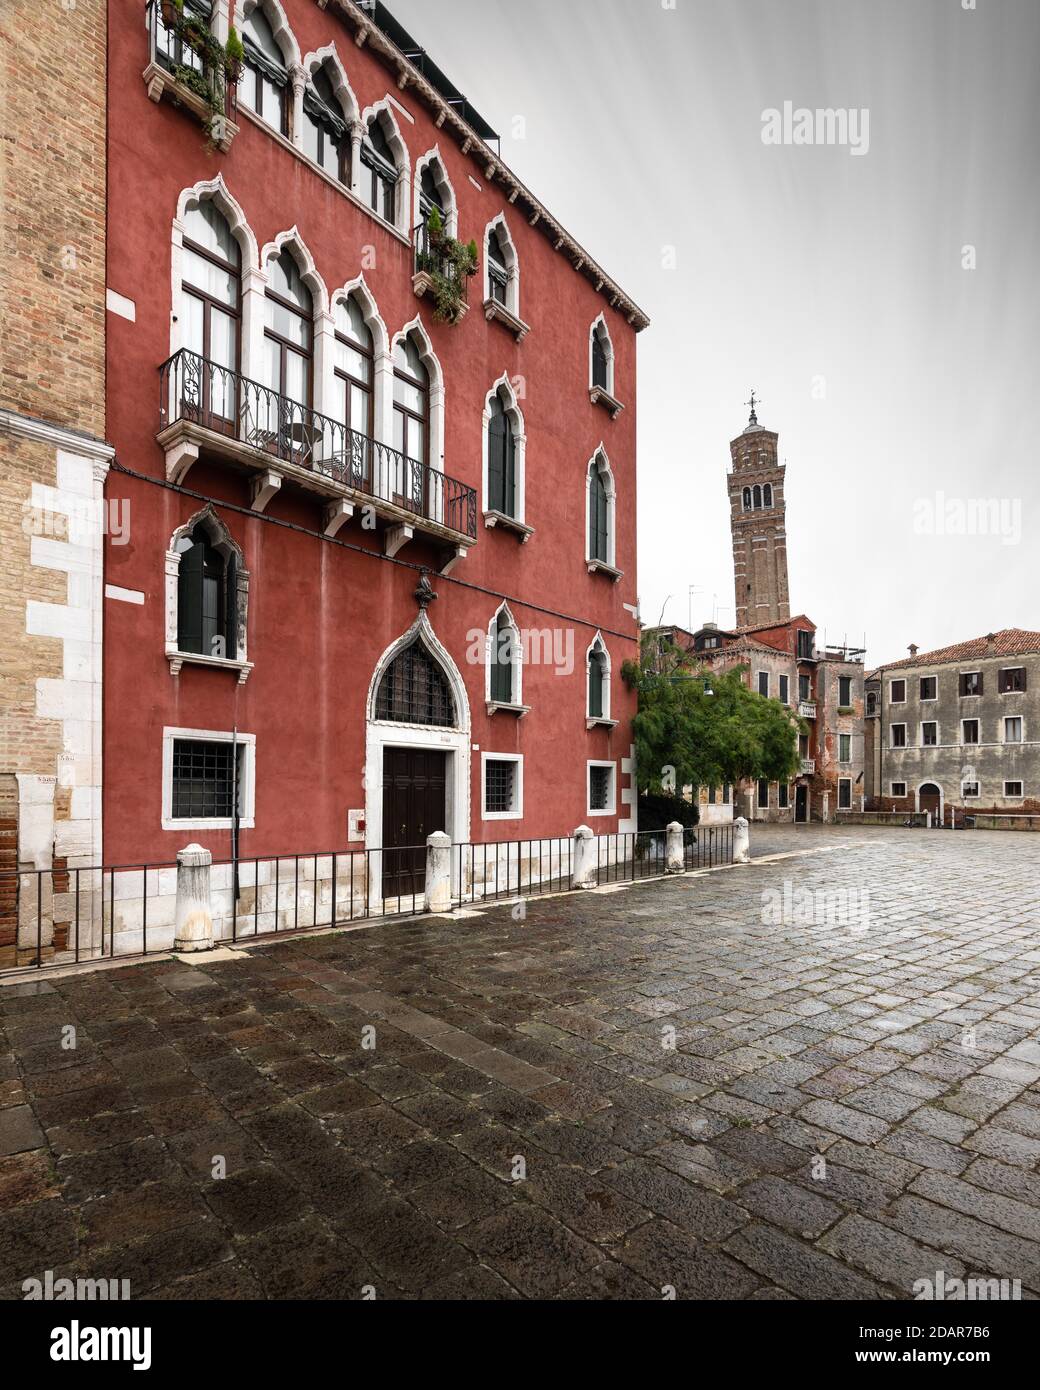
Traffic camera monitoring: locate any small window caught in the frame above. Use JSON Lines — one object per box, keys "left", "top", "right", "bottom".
{"left": 777, "top": 783, "right": 789, "bottom": 809}
{"left": 920, "top": 676, "right": 937, "bottom": 700}
{"left": 891, "top": 782, "right": 907, "bottom": 798}
{"left": 590, "top": 321, "right": 613, "bottom": 394}
{"left": 757, "top": 671, "right": 769, "bottom": 698}
{"left": 483, "top": 756, "right": 522, "bottom": 819}
{"left": 763, "top": 484, "right": 773, "bottom": 508}
{"left": 921, "top": 722, "right": 938, "bottom": 746}
{"left": 240, "top": 5, "right": 289, "bottom": 135}
{"left": 779, "top": 674, "right": 789, "bottom": 705}
{"left": 723, "top": 784, "right": 732, "bottom": 804}
{"left": 962, "top": 782, "right": 980, "bottom": 799}
{"left": 757, "top": 779, "right": 769, "bottom": 809}
{"left": 489, "top": 609, "right": 517, "bottom": 706}
{"left": 1005, "top": 781, "right": 1024, "bottom": 798}
{"left": 890, "top": 679, "right": 906, "bottom": 703}
{"left": 797, "top": 630, "right": 814, "bottom": 660}
{"left": 891, "top": 724, "right": 907, "bottom": 748}
{"left": 998, "top": 667, "right": 1026, "bottom": 693}
{"left": 839, "top": 733, "right": 851, "bottom": 762}
{"left": 707, "top": 785, "right": 717, "bottom": 805}
{"left": 799, "top": 674, "right": 811, "bottom": 702}
{"left": 962, "top": 719, "right": 979, "bottom": 745}
{"left": 302, "top": 65, "right": 348, "bottom": 184}
{"left": 176, "top": 521, "right": 238, "bottom": 659}
{"left": 361, "top": 116, "right": 398, "bottom": 223}
{"left": 866, "top": 691, "right": 877, "bottom": 716}
{"left": 742, "top": 487, "right": 751, "bottom": 511}
{"left": 487, "top": 227, "right": 509, "bottom": 306}
{"left": 960, "top": 671, "right": 982, "bottom": 696}
{"left": 588, "top": 762, "right": 615, "bottom": 815}
{"left": 375, "top": 640, "right": 455, "bottom": 727}
{"left": 487, "top": 391, "right": 517, "bottom": 518}
{"left": 587, "top": 639, "right": 609, "bottom": 721}
{"left": 838, "top": 675, "right": 852, "bottom": 706}
{"left": 169, "top": 736, "right": 249, "bottom": 825}
{"left": 1005, "top": 716, "right": 1023, "bottom": 743}
{"left": 587, "top": 454, "right": 613, "bottom": 566}
{"left": 838, "top": 778, "right": 852, "bottom": 810}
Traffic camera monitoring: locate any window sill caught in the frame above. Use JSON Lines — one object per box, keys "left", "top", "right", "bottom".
{"left": 481, "top": 810, "right": 524, "bottom": 822}
{"left": 484, "top": 510, "right": 534, "bottom": 542}
{"left": 587, "top": 558, "right": 623, "bottom": 583}
{"left": 162, "top": 816, "right": 255, "bottom": 832}
{"left": 586, "top": 807, "right": 617, "bottom": 818}
{"left": 483, "top": 298, "right": 530, "bottom": 342}
{"left": 487, "top": 701, "right": 531, "bottom": 718}
{"left": 589, "top": 385, "right": 624, "bottom": 419}
{"left": 143, "top": 61, "right": 239, "bottom": 152}
{"left": 586, "top": 717, "right": 618, "bottom": 731}
{"left": 412, "top": 271, "right": 469, "bottom": 322}
{"left": 168, "top": 650, "right": 253, "bottom": 684}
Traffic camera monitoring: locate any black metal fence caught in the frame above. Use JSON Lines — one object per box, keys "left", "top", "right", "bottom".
{"left": 159, "top": 348, "right": 478, "bottom": 540}
{"left": 0, "top": 825, "right": 735, "bottom": 978}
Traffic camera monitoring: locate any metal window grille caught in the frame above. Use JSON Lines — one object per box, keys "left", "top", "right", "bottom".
{"left": 172, "top": 740, "right": 238, "bottom": 819}
{"left": 589, "top": 765, "right": 612, "bottom": 811}
{"left": 376, "top": 641, "right": 455, "bottom": 726}
{"left": 485, "top": 760, "right": 516, "bottom": 814}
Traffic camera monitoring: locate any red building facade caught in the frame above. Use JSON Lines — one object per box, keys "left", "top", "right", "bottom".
{"left": 102, "top": 0, "right": 647, "bottom": 876}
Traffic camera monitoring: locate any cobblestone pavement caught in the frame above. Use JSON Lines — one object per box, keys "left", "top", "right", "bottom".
{"left": 2, "top": 825, "right": 1039, "bottom": 1300}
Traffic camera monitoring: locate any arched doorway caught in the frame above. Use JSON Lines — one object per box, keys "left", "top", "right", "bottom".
{"left": 365, "top": 613, "right": 470, "bottom": 902}
{"left": 918, "top": 782, "right": 943, "bottom": 826}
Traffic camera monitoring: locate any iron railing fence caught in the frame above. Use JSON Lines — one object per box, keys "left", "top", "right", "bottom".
{"left": 158, "top": 348, "right": 478, "bottom": 539}
{"left": 0, "top": 825, "right": 735, "bottom": 978}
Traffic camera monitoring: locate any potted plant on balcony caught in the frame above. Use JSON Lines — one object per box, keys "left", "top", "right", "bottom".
{"left": 224, "top": 25, "right": 245, "bottom": 83}
{"left": 160, "top": 0, "right": 183, "bottom": 29}
{"left": 426, "top": 205, "right": 445, "bottom": 246}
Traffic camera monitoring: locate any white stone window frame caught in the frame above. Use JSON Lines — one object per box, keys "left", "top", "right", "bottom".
{"left": 587, "top": 759, "right": 617, "bottom": 818}
{"left": 413, "top": 147, "right": 458, "bottom": 238}
{"left": 482, "top": 213, "right": 529, "bottom": 341}
{"left": 778, "top": 673, "right": 790, "bottom": 705}
{"left": 919, "top": 674, "right": 939, "bottom": 702}
{"left": 589, "top": 314, "right": 619, "bottom": 403}
{"left": 485, "top": 602, "right": 529, "bottom": 717}
{"left": 1003, "top": 714, "right": 1025, "bottom": 744}
{"left": 162, "top": 726, "right": 256, "bottom": 831}
{"left": 585, "top": 447, "right": 620, "bottom": 580}
{"left": 960, "top": 780, "right": 980, "bottom": 800}
{"left": 890, "top": 722, "right": 907, "bottom": 749}
{"left": 481, "top": 373, "right": 530, "bottom": 539}
{"left": 297, "top": 43, "right": 360, "bottom": 167}
{"left": 837, "top": 776, "right": 853, "bottom": 810}
{"left": 891, "top": 782, "right": 907, "bottom": 798}
{"left": 329, "top": 274, "right": 392, "bottom": 455}
{"left": 1004, "top": 780, "right": 1025, "bottom": 799}
{"left": 838, "top": 732, "right": 852, "bottom": 764}
{"left": 359, "top": 100, "right": 412, "bottom": 237}
{"left": 481, "top": 751, "right": 524, "bottom": 822}
{"left": 756, "top": 669, "right": 770, "bottom": 698}
{"left": 165, "top": 506, "right": 253, "bottom": 682}
{"left": 960, "top": 717, "right": 981, "bottom": 746}
{"left": 889, "top": 678, "right": 907, "bottom": 704}
{"left": 586, "top": 632, "right": 616, "bottom": 729}
{"left": 756, "top": 779, "right": 770, "bottom": 810}
{"left": 259, "top": 226, "right": 332, "bottom": 415}
{"left": 959, "top": 669, "right": 982, "bottom": 697}
{"left": 919, "top": 720, "right": 940, "bottom": 748}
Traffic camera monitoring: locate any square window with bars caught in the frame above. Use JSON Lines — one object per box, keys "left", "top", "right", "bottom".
{"left": 171, "top": 739, "right": 241, "bottom": 820}
{"left": 589, "top": 764, "right": 613, "bottom": 812}
{"left": 484, "top": 759, "right": 517, "bottom": 815}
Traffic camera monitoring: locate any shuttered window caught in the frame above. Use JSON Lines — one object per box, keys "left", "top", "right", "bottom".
{"left": 589, "top": 463, "right": 609, "bottom": 562}
{"left": 487, "top": 395, "right": 516, "bottom": 516}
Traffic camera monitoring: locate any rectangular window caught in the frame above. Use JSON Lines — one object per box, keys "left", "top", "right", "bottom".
{"left": 962, "top": 782, "right": 980, "bottom": 799}
{"left": 707, "top": 785, "right": 717, "bottom": 805}
{"left": 920, "top": 676, "right": 937, "bottom": 700}
{"left": 960, "top": 671, "right": 982, "bottom": 696}
{"left": 838, "top": 778, "right": 852, "bottom": 810}
{"left": 891, "top": 782, "right": 907, "bottom": 798}
{"left": 778, "top": 783, "right": 789, "bottom": 809}
{"left": 163, "top": 728, "right": 255, "bottom": 831}
{"left": 723, "top": 784, "right": 732, "bottom": 804}
{"left": 999, "top": 667, "right": 1026, "bottom": 693}
{"left": 797, "top": 630, "right": 813, "bottom": 659}
{"left": 483, "top": 755, "right": 522, "bottom": 819}
{"left": 1005, "top": 716, "right": 1023, "bottom": 743}
{"left": 757, "top": 779, "right": 769, "bottom": 809}
{"left": 890, "top": 679, "right": 906, "bottom": 703}
{"left": 757, "top": 671, "right": 769, "bottom": 698}
{"left": 839, "top": 733, "right": 851, "bottom": 762}
{"left": 587, "top": 762, "right": 615, "bottom": 816}
{"left": 1005, "top": 781, "right": 1023, "bottom": 798}
{"left": 921, "top": 722, "right": 938, "bottom": 746}
{"left": 838, "top": 675, "right": 852, "bottom": 706}
{"left": 962, "top": 719, "right": 979, "bottom": 744}
{"left": 891, "top": 723, "right": 907, "bottom": 748}
{"left": 799, "top": 674, "right": 811, "bottom": 702}
{"left": 778, "top": 674, "right": 789, "bottom": 705}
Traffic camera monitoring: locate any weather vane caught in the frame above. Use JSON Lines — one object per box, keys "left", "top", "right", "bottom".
{"left": 745, "top": 390, "right": 760, "bottom": 426}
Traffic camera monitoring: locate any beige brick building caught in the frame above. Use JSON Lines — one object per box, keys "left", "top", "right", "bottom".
{"left": 0, "top": 0, "right": 110, "bottom": 962}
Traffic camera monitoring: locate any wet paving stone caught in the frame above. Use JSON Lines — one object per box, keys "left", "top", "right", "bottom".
{"left": 1, "top": 824, "right": 1039, "bottom": 1298}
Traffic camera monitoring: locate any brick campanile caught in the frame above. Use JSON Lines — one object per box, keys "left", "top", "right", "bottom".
{"left": 727, "top": 398, "right": 790, "bottom": 629}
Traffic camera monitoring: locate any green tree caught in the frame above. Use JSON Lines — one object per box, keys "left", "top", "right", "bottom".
{"left": 622, "top": 632, "right": 804, "bottom": 799}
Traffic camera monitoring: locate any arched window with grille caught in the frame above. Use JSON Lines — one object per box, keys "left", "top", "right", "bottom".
{"left": 361, "top": 115, "right": 399, "bottom": 223}
{"left": 375, "top": 640, "right": 456, "bottom": 727}
{"left": 240, "top": 4, "right": 289, "bottom": 135}
{"left": 180, "top": 199, "right": 240, "bottom": 429}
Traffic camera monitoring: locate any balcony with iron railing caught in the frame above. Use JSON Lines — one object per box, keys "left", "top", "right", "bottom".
{"left": 158, "top": 350, "right": 477, "bottom": 562}
{"left": 800, "top": 758, "right": 816, "bottom": 775}
{"left": 798, "top": 701, "right": 817, "bottom": 719}
{"left": 144, "top": 0, "right": 240, "bottom": 152}
{"left": 412, "top": 222, "right": 477, "bottom": 324}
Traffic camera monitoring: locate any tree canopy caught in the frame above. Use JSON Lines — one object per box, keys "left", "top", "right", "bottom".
{"left": 622, "top": 632, "right": 804, "bottom": 796}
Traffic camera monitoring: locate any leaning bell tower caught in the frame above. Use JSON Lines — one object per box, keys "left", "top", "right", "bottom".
{"left": 727, "top": 394, "right": 790, "bottom": 629}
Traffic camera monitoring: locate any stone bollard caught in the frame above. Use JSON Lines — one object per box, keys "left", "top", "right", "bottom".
{"left": 572, "top": 824, "right": 598, "bottom": 890}
{"left": 665, "top": 821, "right": 685, "bottom": 873}
{"left": 733, "top": 816, "right": 751, "bottom": 865}
{"left": 424, "top": 831, "right": 452, "bottom": 913}
{"left": 174, "top": 844, "right": 214, "bottom": 952}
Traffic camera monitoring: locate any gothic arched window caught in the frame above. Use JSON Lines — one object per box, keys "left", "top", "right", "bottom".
{"left": 753, "top": 484, "right": 762, "bottom": 508}
{"left": 361, "top": 116, "right": 398, "bottom": 223}
{"left": 487, "top": 392, "right": 516, "bottom": 517}
{"left": 240, "top": 5, "right": 289, "bottom": 135}
{"left": 376, "top": 640, "right": 455, "bottom": 726}
{"left": 764, "top": 484, "right": 773, "bottom": 507}
{"left": 588, "top": 457, "right": 610, "bottom": 564}
{"left": 176, "top": 521, "right": 238, "bottom": 659}
{"left": 588, "top": 639, "right": 609, "bottom": 720}
{"left": 742, "top": 487, "right": 752, "bottom": 510}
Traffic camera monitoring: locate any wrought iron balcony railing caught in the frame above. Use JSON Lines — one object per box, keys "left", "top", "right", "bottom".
{"left": 146, "top": 1, "right": 238, "bottom": 132}
{"left": 798, "top": 701, "right": 817, "bottom": 719}
{"left": 158, "top": 349, "right": 477, "bottom": 540}
{"left": 800, "top": 758, "right": 816, "bottom": 775}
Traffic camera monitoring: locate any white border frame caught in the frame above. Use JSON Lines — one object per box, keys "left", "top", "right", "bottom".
{"left": 481, "top": 373, "right": 527, "bottom": 525}
{"left": 586, "top": 632, "right": 612, "bottom": 723}
{"left": 890, "top": 721, "right": 907, "bottom": 749}
{"left": 485, "top": 602, "right": 523, "bottom": 709}
{"left": 889, "top": 677, "right": 907, "bottom": 704}
{"left": 162, "top": 727, "right": 256, "bottom": 831}
{"left": 919, "top": 719, "right": 939, "bottom": 748}
{"left": 1003, "top": 714, "right": 1025, "bottom": 745}
{"left": 481, "top": 751, "right": 524, "bottom": 822}
{"left": 919, "top": 674, "right": 938, "bottom": 702}
{"left": 589, "top": 314, "right": 615, "bottom": 397}
{"left": 587, "top": 759, "right": 617, "bottom": 818}
{"left": 585, "top": 446, "right": 617, "bottom": 570}
{"left": 483, "top": 212, "right": 520, "bottom": 316}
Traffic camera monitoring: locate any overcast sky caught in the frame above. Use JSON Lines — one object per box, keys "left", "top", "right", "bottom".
{"left": 390, "top": 0, "right": 1039, "bottom": 666}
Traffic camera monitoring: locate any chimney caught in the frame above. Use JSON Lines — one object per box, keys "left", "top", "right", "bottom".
{"left": 908, "top": 644, "right": 918, "bottom": 659}
{"left": 703, "top": 621, "right": 718, "bottom": 631}
{"left": 985, "top": 632, "right": 997, "bottom": 654}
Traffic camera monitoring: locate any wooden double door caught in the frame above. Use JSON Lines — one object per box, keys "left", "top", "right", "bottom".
{"left": 381, "top": 748, "right": 447, "bottom": 899}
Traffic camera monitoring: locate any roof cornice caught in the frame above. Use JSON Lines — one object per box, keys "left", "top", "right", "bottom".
{"left": 321, "top": 0, "right": 650, "bottom": 331}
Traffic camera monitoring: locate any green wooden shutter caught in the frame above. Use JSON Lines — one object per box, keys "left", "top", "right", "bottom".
{"left": 488, "top": 405, "right": 506, "bottom": 513}
{"left": 177, "top": 538, "right": 205, "bottom": 654}
{"left": 590, "top": 469, "right": 608, "bottom": 561}
{"left": 491, "top": 613, "right": 513, "bottom": 703}
{"left": 588, "top": 651, "right": 604, "bottom": 719}
{"left": 502, "top": 420, "right": 516, "bottom": 518}
{"left": 224, "top": 552, "right": 237, "bottom": 660}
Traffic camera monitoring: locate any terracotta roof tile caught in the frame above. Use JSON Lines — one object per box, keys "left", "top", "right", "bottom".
{"left": 867, "top": 629, "right": 1040, "bottom": 678}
